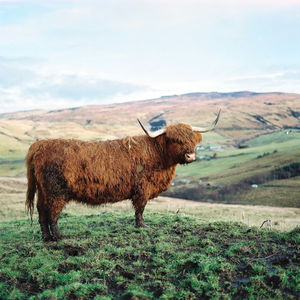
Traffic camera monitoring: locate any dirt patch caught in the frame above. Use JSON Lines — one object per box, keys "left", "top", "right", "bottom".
{"left": 113, "top": 264, "right": 135, "bottom": 280}
{"left": 47, "top": 242, "right": 86, "bottom": 257}
{"left": 58, "top": 262, "right": 81, "bottom": 273}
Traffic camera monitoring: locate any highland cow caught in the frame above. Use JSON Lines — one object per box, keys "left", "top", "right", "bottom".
{"left": 26, "top": 111, "right": 220, "bottom": 241}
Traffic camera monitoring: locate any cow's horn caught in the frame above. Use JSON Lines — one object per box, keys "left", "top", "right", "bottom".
{"left": 192, "top": 109, "right": 221, "bottom": 133}
{"left": 137, "top": 119, "right": 166, "bottom": 138}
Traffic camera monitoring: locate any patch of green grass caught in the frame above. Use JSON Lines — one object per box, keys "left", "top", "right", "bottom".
{"left": 0, "top": 212, "right": 299, "bottom": 299}
{"left": 0, "top": 161, "right": 25, "bottom": 177}
{"left": 0, "top": 135, "right": 29, "bottom": 160}
{"left": 0, "top": 134, "right": 28, "bottom": 177}
{"left": 245, "top": 130, "right": 300, "bottom": 148}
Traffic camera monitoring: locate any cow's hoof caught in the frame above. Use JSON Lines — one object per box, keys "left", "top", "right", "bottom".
{"left": 42, "top": 235, "right": 53, "bottom": 242}
{"left": 136, "top": 223, "right": 149, "bottom": 228}
{"left": 42, "top": 235, "right": 63, "bottom": 242}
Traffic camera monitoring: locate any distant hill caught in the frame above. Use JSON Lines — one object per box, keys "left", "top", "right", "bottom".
{"left": 0, "top": 91, "right": 299, "bottom": 142}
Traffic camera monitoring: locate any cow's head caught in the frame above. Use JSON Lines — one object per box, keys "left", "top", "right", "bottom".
{"left": 138, "top": 110, "right": 220, "bottom": 165}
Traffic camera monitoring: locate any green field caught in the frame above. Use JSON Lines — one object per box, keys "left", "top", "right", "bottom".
{"left": 0, "top": 212, "right": 299, "bottom": 299}
{"left": 177, "top": 130, "right": 300, "bottom": 178}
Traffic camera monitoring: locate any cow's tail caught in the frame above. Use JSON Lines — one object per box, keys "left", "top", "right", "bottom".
{"left": 25, "top": 149, "right": 36, "bottom": 224}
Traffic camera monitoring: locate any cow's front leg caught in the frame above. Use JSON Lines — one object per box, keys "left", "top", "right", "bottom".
{"left": 135, "top": 205, "right": 148, "bottom": 228}
{"left": 132, "top": 196, "right": 148, "bottom": 228}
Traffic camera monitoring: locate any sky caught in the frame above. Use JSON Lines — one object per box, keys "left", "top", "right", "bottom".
{"left": 0, "top": 0, "right": 300, "bottom": 113}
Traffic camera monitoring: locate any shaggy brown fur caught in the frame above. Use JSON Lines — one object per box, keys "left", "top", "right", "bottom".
{"left": 26, "top": 123, "right": 202, "bottom": 241}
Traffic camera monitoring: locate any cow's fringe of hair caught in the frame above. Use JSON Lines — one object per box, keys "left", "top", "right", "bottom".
{"left": 166, "top": 123, "right": 195, "bottom": 144}
{"left": 123, "top": 136, "right": 137, "bottom": 150}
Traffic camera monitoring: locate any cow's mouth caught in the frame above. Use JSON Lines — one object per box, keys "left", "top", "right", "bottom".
{"left": 184, "top": 152, "right": 196, "bottom": 163}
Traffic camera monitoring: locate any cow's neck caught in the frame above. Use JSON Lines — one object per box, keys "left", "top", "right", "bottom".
{"left": 155, "top": 136, "right": 178, "bottom": 169}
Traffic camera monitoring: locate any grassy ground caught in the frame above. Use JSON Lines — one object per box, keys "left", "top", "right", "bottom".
{"left": 0, "top": 212, "right": 299, "bottom": 300}
{"left": 0, "top": 178, "right": 299, "bottom": 298}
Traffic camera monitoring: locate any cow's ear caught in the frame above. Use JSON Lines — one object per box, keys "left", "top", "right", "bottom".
{"left": 194, "top": 132, "right": 203, "bottom": 144}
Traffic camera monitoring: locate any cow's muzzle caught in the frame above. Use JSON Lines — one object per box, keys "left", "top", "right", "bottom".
{"left": 185, "top": 153, "right": 196, "bottom": 163}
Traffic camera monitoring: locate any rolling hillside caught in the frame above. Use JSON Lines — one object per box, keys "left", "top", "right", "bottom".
{"left": 1, "top": 91, "right": 300, "bottom": 140}
{"left": 0, "top": 91, "right": 299, "bottom": 207}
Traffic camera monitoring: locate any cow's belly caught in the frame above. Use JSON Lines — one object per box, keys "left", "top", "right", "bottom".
{"left": 70, "top": 180, "right": 132, "bottom": 205}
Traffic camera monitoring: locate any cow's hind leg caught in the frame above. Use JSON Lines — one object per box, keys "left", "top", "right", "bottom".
{"left": 48, "top": 198, "right": 66, "bottom": 241}
{"left": 43, "top": 168, "right": 67, "bottom": 241}
{"left": 38, "top": 207, "right": 52, "bottom": 241}
{"left": 37, "top": 191, "right": 52, "bottom": 241}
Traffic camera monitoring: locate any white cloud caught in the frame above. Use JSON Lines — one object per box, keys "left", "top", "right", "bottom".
{"left": 23, "top": 73, "right": 146, "bottom": 100}
{"left": 224, "top": 70, "right": 300, "bottom": 93}
{"left": 0, "top": 59, "right": 151, "bottom": 113}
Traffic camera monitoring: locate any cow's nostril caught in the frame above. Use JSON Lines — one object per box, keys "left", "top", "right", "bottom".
{"left": 185, "top": 153, "right": 196, "bottom": 161}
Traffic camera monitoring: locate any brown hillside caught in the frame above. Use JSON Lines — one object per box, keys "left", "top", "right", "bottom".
{"left": 0, "top": 91, "right": 299, "bottom": 142}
